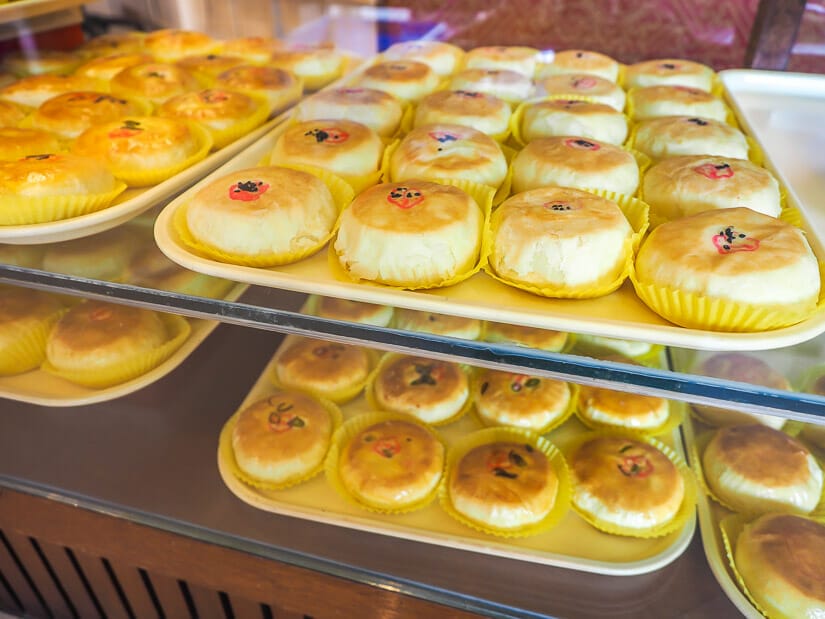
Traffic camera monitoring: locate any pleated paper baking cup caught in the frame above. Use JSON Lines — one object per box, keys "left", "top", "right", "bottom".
{"left": 0, "top": 308, "right": 65, "bottom": 375}
{"left": 41, "top": 313, "right": 191, "bottom": 388}
{"left": 509, "top": 94, "right": 602, "bottom": 147}
{"left": 0, "top": 181, "right": 128, "bottom": 226}
{"left": 220, "top": 396, "right": 343, "bottom": 491}
{"left": 484, "top": 191, "right": 649, "bottom": 299}
{"left": 324, "top": 412, "right": 446, "bottom": 514}
{"left": 174, "top": 167, "right": 353, "bottom": 268}
{"left": 470, "top": 370, "right": 578, "bottom": 435}
{"left": 574, "top": 394, "right": 684, "bottom": 438}
{"left": 364, "top": 353, "right": 473, "bottom": 427}
{"left": 439, "top": 427, "right": 572, "bottom": 538}
{"left": 108, "top": 122, "right": 213, "bottom": 187}
{"left": 564, "top": 430, "right": 697, "bottom": 538}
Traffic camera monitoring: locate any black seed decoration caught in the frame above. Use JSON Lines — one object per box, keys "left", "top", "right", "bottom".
{"left": 661, "top": 62, "right": 677, "bottom": 69}
{"left": 525, "top": 378, "right": 540, "bottom": 388}
{"left": 574, "top": 139, "right": 595, "bottom": 148}
{"left": 480, "top": 381, "right": 489, "bottom": 394}
{"left": 524, "top": 444, "right": 534, "bottom": 452}
{"left": 147, "top": 71, "right": 164, "bottom": 78}
{"left": 276, "top": 402, "right": 294, "bottom": 412}
{"left": 411, "top": 363, "right": 437, "bottom": 386}
{"left": 493, "top": 467, "right": 518, "bottom": 479}
{"left": 619, "top": 444, "right": 633, "bottom": 453}
{"left": 287, "top": 416, "right": 305, "bottom": 428}
{"left": 687, "top": 117, "right": 708, "bottom": 126}
{"left": 576, "top": 52, "right": 584, "bottom": 58}
{"left": 509, "top": 450, "right": 527, "bottom": 467}
{"left": 406, "top": 437, "right": 412, "bottom": 442}
{"left": 428, "top": 315, "right": 437, "bottom": 321}
{"left": 123, "top": 119, "right": 141, "bottom": 130}
{"left": 364, "top": 434, "right": 375, "bottom": 442}
{"left": 234, "top": 180, "right": 263, "bottom": 193}
{"left": 381, "top": 448, "right": 394, "bottom": 458}
{"left": 25, "top": 154, "right": 52, "bottom": 160}
{"left": 389, "top": 187, "right": 422, "bottom": 200}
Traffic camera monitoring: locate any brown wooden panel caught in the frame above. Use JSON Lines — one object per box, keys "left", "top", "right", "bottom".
{"left": 36, "top": 542, "right": 101, "bottom": 619}
{"left": 72, "top": 554, "right": 130, "bottom": 619}
{"left": 4, "top": 531, "right": 73, "bottom": 619}
{"left": 148, "top": 573, "right": 192, "bottom": 619}
{"left": 0, "top": 569, "right": 23, "bottom": 616}
{"left": 745, "top": 0, "right": 806, "bottom": 69}
{"left": 224, "top": 596, "right": 263, "bottom": 619}
{"left": 108, "top": 561, "right": 159, "bottom": 619}
{"left": 0, "top": 532, "right": 49, "bottom": 618}
{"left": 187, "top": 583, "right": 227, "bottom": 619}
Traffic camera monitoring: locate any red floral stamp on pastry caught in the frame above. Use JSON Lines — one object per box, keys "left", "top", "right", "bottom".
{"left": 371, "top": 437, "right": 401, "bottom": 459}
{"left": 712, "top": 226, "right": 760, "bottom": 254}
{"left": 305, "top": 127, "right": 349, "bottom": 144}
{"left": 201, "top": 90, "right": 230, "bottom": 104}
{"left": 387, "top": 186, "right": 424, "bottom": 209}
{"left": 486, "top": 445, "right": 532, "bottom": 479}
{"left": 694, "top": 162, "right": 734, "bottom": 180}
{"left": 617, "top": 444, "right": 653, "bottom": 477}
{"left": 428, "top": 130, "right": 460, "bottom": 144}
{"left": 267, "top": 400, "right": 304, "bottom": 433}
{"left": 571, "top": 77, "right": 598, "bottom": 89}
{"left": 109, "top": 119, "right": 143, "bottom": 139}
{"left": 229, "top": 180, "right": 270, "bottom": 201}
{"left": 564, "top": 137, "right": 601, "bottom": 150}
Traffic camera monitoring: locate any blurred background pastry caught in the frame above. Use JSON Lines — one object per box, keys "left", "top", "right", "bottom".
{"left": 214, "top": 65, "right": 302, "bottom": 114}
{"left": 449, "top": 68, "right": 534, "bottom": 104}
{"left": 43, "top": 226, "right": 144, "bottom": 281}
{"left": 464, "top": 46, "right": 540, "bottom": 77}
{"left": 633, "top": 116, "right": 749, "bottom": 160}
{"left": 218, "top": 36, "right": 283, "bottom": 64}
{"left": 537, "top": 49, "right": 619, "bottom": 82}
{"left": 519, "top": 98, "right": 627, "bottom": 145}
{"left": 484, "top": 323, "right": 568, "bottom": 352}
{"left": 314, "top": 296, "right": 394, "bottom": 327}
{"left": 0, "top": 74, "right": 101, "bottom": 108}
{"left": 0, "top": 128, "right": 63, "bottom": 160}
{"left": 73, "top": 53, "right": 153, "bottom": 81}
{"left": 143, "top": 28, "right": 217, "bottom": 62}
{"left": 30, "top": 92, "right": 150, "bottom": 139}
{"left": 537, "top": 74, "right": 625, "bottom": 111}
{"left": 414, "top": 90, "right": 511, "bottom": 138}
{"left": 473, "top": 369, "right": 571, "bottom": 431}
{"left": 109, "top": 63, "right": 202, "bottom": 105}
{"left": 624, "top": 58, "right": 714, "bottom": 92}
{"left": 382, "top": 40, "right": 464, "bottom": 76}
{"left": 357, "top": 60, "right": 440, "bottom": 102}
{"left": 393, "top": 309, "right": 482, "bottom": 340}
{"left": 294, "top": 87, "right": 403, "bottom": 138}
{"left": 175, "top": 54, "right": 247, "bottom": 81}
{"left": 0, "top": 100, "right": 25, "bottom": 127}
{"left": 629, "top": 85, "right": 727, "bottom": 122}
{"left": 269, "top": 45, "right": 345, "bottom": 90}
{"left": 0, "top": 287, "right": 64, "bottom": 375}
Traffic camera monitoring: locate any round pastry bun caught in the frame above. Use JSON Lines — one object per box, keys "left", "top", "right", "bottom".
{"left": 393, "top": 309, "right": 482, "bottom": 340}
{"left": 143, "top": 29, "right": 216, "bottom": 62}
{"left": 484, "top": 322, "right": 568, "bottom": 352}
{"left": 577, "top": 386, "right": 669, "bottom": 430}
{"left": 0, "top": 287, "right": 64, "bottom": 364}
{"left": 391, "top": 123, "right": 508, "bottom": 187}
{"left": 294, "top": 87, "right": 403, "bottom": 137}
{"left": 490, "top": 186, "right": 633, "bottom": 289}
{"left": 449, "top": 440, "right": 559, "bottom": 529}
{"left": 339, "top": 417, "right": 445, "bottom": 509}
{"left": 2, "top": 51, "right": 81, "bottom": 76}
{"left": 43, "top": 226, "right": 144, "bottom": 281}
{"left": 692, "top": 353, "right": 790, "bottom": 429}
{"left": 629, "top": 85, "right": 727, "bottom": 122}
{"left": 520, "top": 98, "right": 628, "bottom": 145}
{"left": 218, "top": 36, "right": 283, "bottom": 64}
{"left": 449, "top": 68, "right": 534, "bottom": 103}
{"left": 175, "top": 54, "right": 246, "bottom": 80}
{"left": 373, "top": 355, "right": 469, "bottom": 424}
{"left": 570, "top": 435, "right": 685, "bottom": 530}
{"left": 109, "top": 63, "right": 202, "bottom": 105}
{"left": 474, "top": 369, "right": 571, "bottom": 431}
{"left": 269, "top": 119, "right": 383, "bottom": 178}
{"left": 124, "top": 244, "right": 234, "bottom": 298}
{"left": 0, "top": 127, "right": 62, "bottom": 160}
{"left": 537, "top": 74, "right": 625, "bottom": 111}
{"left": 538, "top": 49, "right": 620, "bottom": 82}
{"left": 46, "top": 301, "right": 169, "bottom": 373}
{"left": 357, "top": 60, "right": 440, "bottom": 102}
{"left": 334, "top": 180, "right": 482, "bottom": 287}
{"left": 414, "top": 89, "right": 511, "bottom": 138}
{"left": 269, "top": 46, "right": 345, "bottom": 89}
{"left": 625, "top": 58, "right": 714, "bottom": 92}
{"left": 642, "top": 155, "right": 781, "bottom": 221}
{"left": 231, "top": 391, "right": 334, "bottom": 484}
{"left": 0, "top": 153, "right": 121, "bottom": 200}
{"left": 633, "top": 116, "right": 749, "bottom": 160}
{"left": 0, "top": 100, "right": 25, "bottom": 127}
{"left": 184, "top": 165, "right": 337, "bottom": 258}
{"left": 512, "top": 136, "right": 639, "bottom": 195}
{"left": 464, "top": 46, "right": 540, "bottom": 77}
{"left": 275, "top": 337, "right": 370, "bottom": 403}
{"left": 735, "top": 513, "right": 825, "bottom": 619}
{"left": 30, "top": 92, "right": 148, "bottom": 139}
{"left": 383, "top": 40, "right": 464, "bottom": 76}
{"left": 214, "top": 65, "right": 302, "bottom": 113}
{"left": 0, "top": 74, "right": 101, "bottom": 108}
{"left": 79, "top": 32, "right": 146, "bottom": 56}
{"left": 704, "top": 424, "right": 823, "bottom": 514}
{"left": 74, "top": 53, "right": 154, "bottom": 81}
{"left": 635, "top": 207, "right": 820, "bottom": 309}
{"left": 315, "top": 297, "right": 394, "bottom": 327}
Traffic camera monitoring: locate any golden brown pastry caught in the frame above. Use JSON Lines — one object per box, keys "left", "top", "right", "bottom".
{"left": 464, "top": 46, "right": 540, "bottom": 77}
{"left": 0, "top": 74, "right": 101, "bottom": 108}
{"left": 315, "top": 297, "right": 394, "bottom": 327}
{"left": 357, "top": 60, "right": 440, "bottom": 102}
{"left": 629, "top": 85, "right": 727, "bottom": 122}
{"left": 519, "top": 98, "right": 627, "bottom": 145}
{"left": 633, "top": 116, "right": 749, "bottom": 160}
{"left": 382, "top": 40, "right": 464, "bottom": 76}
{"left": 577, "top": 385, "right": 669, "bottom": 431}
{"left": 143, "top": 29, "right": 216, "bottom": 62}
{"left": 373, "top": 355, "right": 469, "bottom": 424}
{"left": 30, "top": 92, "right": 148, "bottom": 139}
{"left": 413, "top": 89, "right": 511, "bottom": 138}
{"left": 214, "top": 65, "right": 302, "bottom": 113}
{"left": 294, "top": 87, "right": 403, "bottom": 138}
{"left": 625, "top": 58, "right": 714, "bottom": 92}
{"left": 175, "top": 54, "right": 246, "bottom": 80}
{"left": 449, "top": 68, "right": 534, "bottom": 103}
{"left": 109, "top": 63, "right": 202, "bottom": 105}
{"left": 123, "top": 243, "right": 234, "bottom": 298}
{"left": 0, "top": 287, "right": 64, "bottom": 374}
{"left": 538, "top": 49, "right": 620, "bottom": 82}
{"left": 484, "top": 323, "right": 568, "bottom": 352}
{"left": 73, "top": 53, "right": 154, "bottom": 81}
{"left": 218, "top": 36, "right": 283, "bottom": 63}
{"left": 0, "top": 100, "right": 24, "bottom": 127}
{"left": 393, "top": 309, "right": 481, "bottom": 340}
{"left": 0, "top": 128, "right": 63, "bottom": 160}
{"left": 537, "top": 73, "right": 625, "bottom": 111}
{"left": 339, "top": 418, "right": 444, "bottom": 509}
{"left": 474, "top": 369, "right": 571, "bottom": 431}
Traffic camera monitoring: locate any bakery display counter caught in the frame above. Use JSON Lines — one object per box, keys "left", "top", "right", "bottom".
{"left": 0, "top": 321, "right": 740, "bottom": 619}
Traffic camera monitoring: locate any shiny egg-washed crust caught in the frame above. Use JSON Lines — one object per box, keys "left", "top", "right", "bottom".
{"left": 628, "top": 85, "right": 727, "bottom": 122}
{"left": 0, "top": 288, "right": 64, "bottom": 350}
{"left": 358, "top": 60, "right": 440, "bottom": 101}
{"left": 231, "top": 391, "right": 333, "bottom": 483}
{"left": 74, "top": 53, "right": 154, "bottom": 81}
{"left": 143, "top": 29, "right": 216, "bottom": 61}
{"left": 275, "top": 338, "right": 370, "bottom": 394}
{"left": 474, "top": 369, "right": 571, "bottom": 429}
{"left": 295, "top": 88, "right": 403, "bottom": 138}
{"left": 315, "top": 297, "right": 394, "bottom": 327}
{"left": 0, "top": 75, "right": 101, "bottom": 108}
{"left": 449, "top": 69, "right": 534, "bottom": 103}
{"left": 571, "top": 436, "right": 684, "bottom": 526}
{"left": 0, "top": 100, "right": 24, "bottom": 127}
{"left": 383, "top": 41, "right": 464, "bottom": 76}
{"left": 0, "top": 128, "right": 62, "bottom": 161}
{"left": 270, "top": 119, "right": 383, "bottom": 178}
{"left": 339, "top": 419, "right": 444, "bottom": 508}
{"left": 109, "top": 63, "right": 201, "bottom": 103}
{"left": 538, "top": 74, "right": 625, "bottom": 111}
{"left": 374, "top": 355, "right": 468, "bottom": 422}
{"left": 635, "top": 207, "right": 820, "bottom": 307}
{"left": 175, "top": 55, "right": 246, "bottom": 79}
{"left": 511, "top": 136, "right": 638, "bottom": 195}
{"left": 735, "top": 514, "right": 825, "bottom": 619}
{"left": 218, "top": 36, "right": 283, "bottom": 63}
{"left": 632, "top": 116, "right": 749, "bottom": 161}
{"left": 577, "top": 386, "right": 669, "bottom": 430}
{"left": 215, "top": 65, "right": 298, "bottom": 91}
{"left": 540, "top": 50, "right": 620, "bottom": 82}
{"left": 624, "top": 58, "right": 714, "bottom": 92}
{"left": 450, "top": 441, "right": 558, "bottom": 528}
{"left": 391, "top": 124, "right": 508, "bottom": 187}
{"left": 414, "top": 90, "right": 511, "bottom": 136}
{"left": 79, "top": 32, "right": 146, "bottom": 56}
{"left": 393, "top": 309, "right": 482, "bottom": 340}
{"left": 31, "top": 92, "right": 148, "bottom": 138}
{"left": 464, "top": 46, "right": 540, "bottom": 77}
{"left": 46, "top": 302, "right": 168, "bottom": 373}
{"left": 642, "top": 155, "right": 780, "bottom": 220}
{"left": 484, "top": 322, "right": 568, "bottom": 352}
{"left": 0, "top": 153, "right": 119, "bottom": 197}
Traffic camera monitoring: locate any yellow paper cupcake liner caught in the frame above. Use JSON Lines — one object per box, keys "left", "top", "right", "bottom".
{"left": 574, "top": 394, "right": 684, "bottom": 438}
{"left": 41, "top": 313, "right": 191, "bottom": 388}
{"left": 564, "top": 430, "right": 697, "bottom": 538}
{"left": 0, "top": 308, "right": 65, "bottom": 375}
{"left": 509, "top": 94, "right": 603, "bottom": 147}
{"left": 325, "top": 411, "right": 446, "bottom": 514}
{"left": 174, "top": 165, "right": 353, "bottom": 268}
{"left": 484, "top": 190, "right": 649, "bottom": 299}
{"left": 399, "top": 100, "right": 415, "bottom": 135}
{"left": 469, "top": 370, "right": 578, "bottom": 435}
{"left": 0, "top": 182, "right": 128, "bottom": 226}
{"left": 439, "top": 426, "right": 572, "bottom": 538}
{"left": 196, "top": 92, "right": 271, "bottom": 150}
{"left": 219, "top": 395, "right": 343, "bottom": 491}
{"left": 364, "top": 353, "right": 473, "bottom": 427}
{"left": 108, "top": 121, "right": 213, "bottom": 187}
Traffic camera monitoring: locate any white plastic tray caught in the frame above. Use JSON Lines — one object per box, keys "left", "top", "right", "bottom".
{"left": 218, "top": 337, "right": 695, "bottom": 575}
